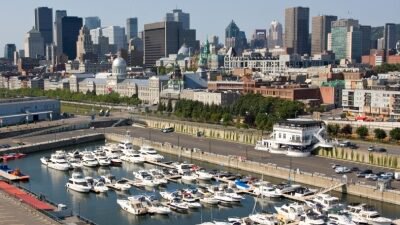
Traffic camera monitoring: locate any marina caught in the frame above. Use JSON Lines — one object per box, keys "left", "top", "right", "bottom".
{"left": 2, "top": 140, "right": 400, "bottom": 225}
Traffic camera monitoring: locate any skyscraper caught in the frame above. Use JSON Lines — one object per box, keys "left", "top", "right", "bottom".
{"left": 76, "top": 26, "right": 95, "bottom": 62}
{"left": 102, "top": 26, "right": 127, "bottom": 52}
{"left": 126, "top": 18, "right": 138, "bottom": 41}
{"left": 330, "top": 19, "right": 362, "bottom": 62}
{"left": 4, "top": 44, "right": 16, "bottom": 60}
{"left": 360, "top": 25, "right": 372, "bottom": 55}
{"left": 165, "top": 9, "right": 190, "bottom": 30}
{"left": 144, "top": 21, "right": 197, "bottom": 68}
{"left": 34, "top": 7, "right": 53, "bottom": 46}
{"left": 61, "top": 16, "right": 83, "bottom": 60}
{"left": 311, "top": 15, "right": 337, "bottom": 55}
{"left": 53, "top": 10, "right": 67, "bottom": 54}
{"left": 24, "top": 27, "right": 45, "bottom": 58}
{"left": 284, "top": 7, "right": 310, "bottom": 55}
{"left": 268, "top": 20, "right": 283, "bottom": 49}
{"left": 251, "top": 29, "right": 267, "bottom": 49}
{"left": 384, "top": 23, "right": 397, "bottom": 50}
{"left": 85, "top": 17, "right": 101, "bottom": 30}
{"left": 225, "top": 20, "right": 247, "bottom": 54}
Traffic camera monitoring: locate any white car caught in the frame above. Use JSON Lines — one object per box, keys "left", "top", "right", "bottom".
{"left": 335, "top": 166, "right": 350, "bottom": 174}
{"left": 365, "top": 174, "right": 378, "bottom": 181}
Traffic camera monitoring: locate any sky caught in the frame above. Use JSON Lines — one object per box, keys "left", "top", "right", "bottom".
{"left": 1, "top": 0, "right": 399, "bottom": 50}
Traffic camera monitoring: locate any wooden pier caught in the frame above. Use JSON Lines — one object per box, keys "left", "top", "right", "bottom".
{"left": 144, "top": 160, "right": 175, "bottom": 169}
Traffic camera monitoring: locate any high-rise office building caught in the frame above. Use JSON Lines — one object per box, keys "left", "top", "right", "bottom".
{"left": 251, "top": 29, "right": 267, "bottom": 49}
{"left": 165, "top": 9, "right": 190, "bottom": 30}
{"left": 225, "top": 20, "right": 247, "bottom": 54}
{"left": 126, "top": 18, "right": 138, "bottom": 41}
{"left": 35, "top": 7, "right": 53, "bottom": 46}
{"left": 85, "top": 17, "right": 101, "bottom": 30}
{"left": 311, "top": 15, "right": 337, "bottom": 55}
{"left": 285, "top": 7, "right": 310, "bottom": 55}
{"left": 4, "top": 44, "right": 16, "bottom": 60}
{"left": 102, "top": 26, "right": 127, "bottom": 52}
{"left": 24, "top": 28, "right": 45, "bottom": 58}
{"left": 360, "top": 25, "right": 371, "bottom": 55}
{"left": 384, "top": 23, "right": 397, "bottom": 50}
{"left": 144, "top": 21, "right": 197, "bottom": 68}
{"left": 330, "top": 19, "right": 362, "bottom": 62}
{"left": 268, "top": 20, "right": 283, "bottom": 49}
{"left": 76, "top": 26, "right": 95, "bottom": 62}
{"left": 53, "top": 10, "right": 67, "bottom": 54}
{"left": 61, "top": 16, "right": 83, "bottom": 60}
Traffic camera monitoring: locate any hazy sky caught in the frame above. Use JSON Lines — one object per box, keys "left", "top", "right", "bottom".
{"left": 1, "top": 0, "right": 399, "bottom": 50}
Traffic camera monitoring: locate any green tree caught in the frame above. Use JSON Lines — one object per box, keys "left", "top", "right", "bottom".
{"left": 166, "top": 99, "right": 173, "bottom": 112}
{"left": 389, "top": 128, "right": 400, "bottom": 141}
{"left": 340, "top": 124, "right": 353, "bottom": 135}
{"left": 374, "top": 128, "right": 387, "bottom": 141}
{"left": 356, "top": 126, "right": 369, "bottom": 139}
{"left": 221, "top": 113, "right": 232, "bottom": 126}
{"left": 327, "top": 124, "right": 340, "bottom": 136}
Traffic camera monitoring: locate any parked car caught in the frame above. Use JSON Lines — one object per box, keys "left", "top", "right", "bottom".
{"left": 335, "top": 166, "right": 351, "bottom": 174}
{"left": 368, "top": 146, "right": 375, "bottom": 151}
{"left": 351, "top": 167, "right": 360, "bottom": 172}
{"left": 380, "top": 172, "right": 394, "bottom": 180}
{"left": 376, "top": 147, "right": 387, "bottom": 153}
{"left": 349, "top": 143, "right": 358, "bottom": 149}
{"left": 357, "top": 169, "right": 373, "bottom": 177}
{"left": 331, "top": 163, "right": 340, "bottom": 169}
{"left": 365, "top": 174, "right": 378, "bottom": 181}
{"left": 161, "top": 127, "right": 174, "bottom": 133}
{"left": 339, "top": 141, "right": 350, "bottom": 147}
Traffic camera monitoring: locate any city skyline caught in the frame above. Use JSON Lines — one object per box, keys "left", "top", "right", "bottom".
{"left": 1, "top": 0, "right": 399, "bottom": 49}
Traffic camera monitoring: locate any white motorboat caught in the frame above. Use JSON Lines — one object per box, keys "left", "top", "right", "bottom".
{"left": 293, "top": 187, "right": 317, "bottom": 198}
{"left": 40, "top": 156, "right": 50, "bottom": 165}
{"left": 121, "top": 152, "right": 145, "bottom": 164}
{"left": 135, "top": 196, "right": 171, "bottom": 215}
{"left": 148, "top": 169, "right": 168, "bottom": 185}
{"left": 308, "top": 193, "right": 343, "bottom": 212}
{"left": 275, "top": 182, "right": 302, "bottom": 194}
{"left": 118, "top": 139, "right": 134, "bottom": 153}
{"left": 195, "top": 169, "right": 213, "bottom": 180}
{"left": 275, "top": 202, "right": 306, "bottom": 222}
{"left": 115, "top": 179, "right": 131, "bottom": 191}
{"left": 160, "top": 191, "right": 181, "bottom": 201}
{"left": 249, "top": 213, "right": 278, "bottom": 225}
{"left": 133, "top": 170, "right": 160, "bottom": 187}
{"left": 214, "top": 191, "right": 237, "bottom": 205}
{"left": 199, "top": 194, "right": 219, "bottom": 205}
{"left": 68, "top": 150, "right": 82, "bottom": 159}
{"left": 167, "top": 198, "right": 189, "bottom": 213}
{"left": 224, "top": 188, "right": 244, "bottom": 201}
{"left": 117, "top": 198, "right": 147, "bottom": 215}
{"left": 181, "top": 172, "right": 197, "bottom": 183}
{"left": 108, "top": 155, "right": 122, "bottom": 166}
{"left": 253, "top": 182, "right": 282, "bottom": 198}
{"left": 207, "top": 185, "right": 220, "bottom": 194}
{"left": 96, "top": 156, "right": 111, "bottom": 166}
{"left": 347, "top": 203, "right": 392, "bottom": 225}
{"left": 175, "top": 163, "right": 194, "bottom": 174}
{"left": 327, "top": 212, "right": 356, "bottom": 225}
{"left": 82, "top": 153, "right": 99, "bottom": 167}
{"left": 68, "top": 158, "right": 83, "bottom": 169}
{"left": 103, "top": 145, "right": 122, "bottom": 157}
{"left": 92, "top": 181, "right": 109, "bottom": 193}
{"left": 66, "top": 172, "right": 91, "bottom": 193}
{"left": 299, "top": 211, "right": 325, "bottom": 225}
{"left": 47, "top": 151, "right": 71, "bottom": 171}
{"left": 139, "top": 146, "right": 164, "bottom": 162}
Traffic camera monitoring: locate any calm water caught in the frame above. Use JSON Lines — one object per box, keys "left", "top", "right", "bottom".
{"left": 5, "top": 142, "right": 400, "bottom": 225}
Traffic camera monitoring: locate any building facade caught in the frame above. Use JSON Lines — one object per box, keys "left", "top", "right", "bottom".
{"left": 4, "top": 44, "right": 16, "bottom": 60}
{"left": 34, "top": 7, "right": 53, "bottom": 47}
{"left": 165, "top": 9, "right": 190, "bottom": 30}
{"left": 330, "top": 19, "right": 362, "bottom": 62}
{"left": 268, "top": 20, "right": 283, "bottom": 48}
{"left": 384, "top": 23, "right": 397, "bottom": 50}
{"left": 285, "top": 7, "right": 310, "bottom": 55}
{"left": 311, "top": 15, "right": 337, "bottom": 56}
{"left": 24, "top": 28, "right": 44, "bottom": 58}
{"left": 76, "top": 26, "right": 95, "bottom": 62}
{"left": 85, "top": 17, "right": 101, "bottom": 30}
{"left": 102, "top": 26, "right": 127, "bottom": 52}
{"left": 61, "top": 16, "right": 83, "bottom": 60}
{"left": 126, "top": 17, "right": 138, "bottom": 40}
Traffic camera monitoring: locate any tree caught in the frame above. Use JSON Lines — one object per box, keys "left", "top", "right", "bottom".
{"left": 340, "top": 124, "right": 353, "bottom": 135}
{"left": 327, "top": 124, "right": 340, "bottom": 136}
{"left": 374, "top": 128, "right": 387, "bottom": 141}
{"left": 356, "top": 126, "right": 369, "bottom": 139}
{"left": 389, "top": 128, "right": 400, "bottom": 141}
{"left": 166, "top": 99, "right": 173, "bottom": 112}
{"left": 221, "top": 113, "right": 232, "bottom": 126}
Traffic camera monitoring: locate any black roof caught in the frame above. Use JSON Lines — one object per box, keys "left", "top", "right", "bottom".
{"left": 277, "top": 119, "right": 322, "bottom": 128}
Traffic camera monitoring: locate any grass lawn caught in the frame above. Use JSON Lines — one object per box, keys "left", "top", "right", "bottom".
{"left": 61, "top": 103, "right": 113, "bottom": 115}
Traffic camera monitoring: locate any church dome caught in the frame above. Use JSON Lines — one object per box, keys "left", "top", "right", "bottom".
{"left": 112, "top": 57, "right": 127, "bottom": 68}
{"left": 178, "top": 44, "right": 189, "bottom": 55}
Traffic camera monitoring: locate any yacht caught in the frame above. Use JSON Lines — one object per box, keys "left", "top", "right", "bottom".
{"left": 307, "top": 194, "right": 343, "bottom": 212}
{"left": 99, "top": 175, "right": 116, "bottom": 184}
{"left": 46, "top": 151, "right": 71, "bottom": 171}
{"left": 347, "top": 203, "right": 392, "bottom": 225}
{"left": 118, "top": 139, "right": 134, "bottom": 153}
{"left": 199, "top": 194, "right": 220, "bottom": 205}
{"left": 175, "top": 163, "right": 194, "bottom": 174}
{"left": 234, "top": 179, "right": 251, "bottom": 190}
{"left": 160, "top": 191, "right": 181, "bottom": 201}
{"left": 327, "top": 212, "right": 356, "bottom": 225}
{"left": 94, "top": 153, "right": 111, "bottom": 166}
{"left": 66, "top": 172, "right": 91, "bottom": 193}
{"left": 253, "top": 182, "right": 282, "bottom": 198}
{"left": 117, "top": 198, "right": 147, "bottom": 215}
{"left": 195, "top": 169, "right": 214, "bottom": 180}
{"left": 299, "top": 211, "right": 326, "bottom": 225}
{"left": 249, "top": 213, "right": 278, "bottom": 225}
{"left": 82, "top": 153, "right": 99, "bottom": 167}
{"left": 167, "top": 198, "right": 189, "bottom": 213}
{"left": 214, "top": 191, "right": 237, "bottom": 205}
{"left": 275, "top": 182, "right": 302, "bottom": 194}
{"left": 224, "top": 188, "right": 244, "bottom": 201}
{"left": 138, "top": 146, "right": 164, "bottom": 162}
{"left": 133, "top": 170, "right": 160, "bottom": 187}
{"left": 293, "top": 187, "right": 317, "bottom": 198}
{"left": 115, "top": 179, "right": 131, "bottom": 191}
{"left": 255, "top": 120, "right": 333, "bottom": 157}
{"left": 68, "top": 150, "right": 82, "bottom": 159}
{"left": 136, "top": 195, "right": 171, "bottom": 215}
{"left": 275, "top": 202, "right": 306, "bottom": 222}
{"left": 108, "top": 155, "right": 122, "bottom": 166}
{"left": 103, "top": 145, "right": 122, "bottom": 157}
{"left": 148, "top": 169, "right": 168, "bottom": 185}
{"left": 181, "top": 172, "right": 197, "bottom": 183}
{"left": 121, "top": 151, "right": 145, "bottom": 164}
{"left": 68, "top": 158, "right": 83, "bottom": 169}
{"left": 92, "top": 181, "right": 109, "bottom": 193}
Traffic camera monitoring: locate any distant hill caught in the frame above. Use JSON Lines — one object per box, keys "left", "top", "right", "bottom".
{"left": 371, "top": 24, "right": 400, "bottom": 41}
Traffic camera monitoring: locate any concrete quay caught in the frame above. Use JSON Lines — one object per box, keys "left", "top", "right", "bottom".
{"left": 105, "top": 133, "right": 400, "bottom": 206}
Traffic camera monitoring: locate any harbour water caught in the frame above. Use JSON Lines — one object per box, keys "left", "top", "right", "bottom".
{"left": 5, "top": 141, "right": 400, "bottom": 225}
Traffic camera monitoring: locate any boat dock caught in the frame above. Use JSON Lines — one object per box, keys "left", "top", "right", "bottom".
{"left": 144, "top": 160, "right": 175, "bottom": 169}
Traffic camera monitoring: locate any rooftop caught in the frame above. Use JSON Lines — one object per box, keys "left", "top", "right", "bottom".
{"left": 277, "top": 119, "right": 322, "bottom": 128}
